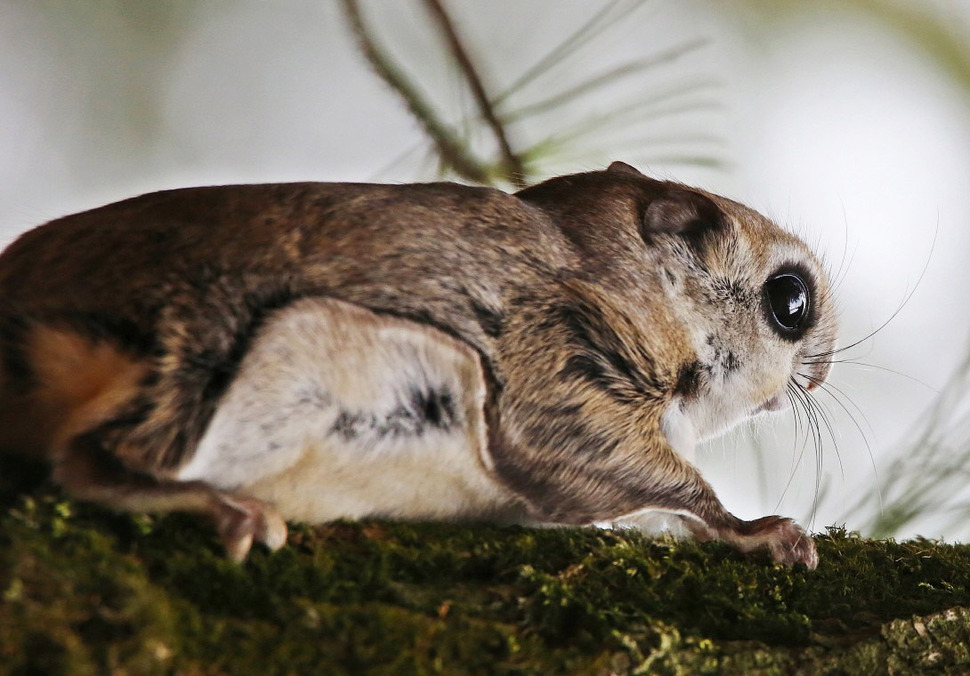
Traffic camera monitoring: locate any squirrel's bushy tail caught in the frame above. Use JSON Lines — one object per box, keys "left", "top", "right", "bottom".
{"left": 0, "top": 323, "right": 148, "bottom": 460}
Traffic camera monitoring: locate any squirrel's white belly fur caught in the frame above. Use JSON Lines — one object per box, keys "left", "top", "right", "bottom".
{"left": 177, "top": 297, "right": 525, "bottom": 523}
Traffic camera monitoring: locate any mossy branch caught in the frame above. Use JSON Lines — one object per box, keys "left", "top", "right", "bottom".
{"left": 6, "top": 469, "right": 970, "bottom": 675}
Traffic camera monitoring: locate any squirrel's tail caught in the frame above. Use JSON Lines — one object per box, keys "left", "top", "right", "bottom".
{"left": 0, "top": 322, "right": 148, "bottom": 459}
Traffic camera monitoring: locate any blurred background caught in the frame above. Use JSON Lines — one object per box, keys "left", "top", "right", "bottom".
{"left": 1, "top": 0, "right": 969, "bottom": 540}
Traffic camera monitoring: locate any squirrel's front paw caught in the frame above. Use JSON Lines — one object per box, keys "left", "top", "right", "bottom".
{"left": 685, "top": 513, "right": 817, "bottom": 569}
{"left": 735, "top": 515, "right": 817, "bottom": 569}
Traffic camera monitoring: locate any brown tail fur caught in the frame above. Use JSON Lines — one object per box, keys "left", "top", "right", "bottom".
{"left": 0, "top": 323, "right": 148, "bottom": 461}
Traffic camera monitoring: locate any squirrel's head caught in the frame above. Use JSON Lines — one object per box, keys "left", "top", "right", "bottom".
{"left": 516, "top": 162, "right": 837, "bottom": 444}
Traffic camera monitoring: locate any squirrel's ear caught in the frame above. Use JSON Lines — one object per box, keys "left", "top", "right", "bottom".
{"left": 607, "top": 161, "right": 643, "bottom": 177}
{"left": 641, "top": 187, "right": 723, "bottom": 248}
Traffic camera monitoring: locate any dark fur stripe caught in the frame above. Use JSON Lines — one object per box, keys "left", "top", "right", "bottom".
{"left": 547, "top": 301, "right": 663, "bottom": 404}
{"left": 0, "top": 315, "right": 32, "bottom": 392}
{"left": 468, "top": 297, "right": 504, "bottom": 339}
{"left": 673, "top": 361, "right": 703, "bottom": 399}
{"left": 330, "top": 385, "right": 460, "bottom": 443}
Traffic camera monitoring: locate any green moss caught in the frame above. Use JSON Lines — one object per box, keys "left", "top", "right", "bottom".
{"left": 4, "top": 470, "right": 970, "bottom": 674}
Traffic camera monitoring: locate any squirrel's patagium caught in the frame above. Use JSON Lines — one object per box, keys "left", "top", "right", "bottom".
{"left": 0, "top": 162, "right": 835, "bottom": 567}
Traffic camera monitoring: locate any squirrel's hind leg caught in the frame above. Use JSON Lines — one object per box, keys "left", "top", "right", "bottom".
{"left": 1, "top": 320, "right": 286, "bottom": 561}
{"left": 51, "top": 434, "right": 287, "bottom": 561}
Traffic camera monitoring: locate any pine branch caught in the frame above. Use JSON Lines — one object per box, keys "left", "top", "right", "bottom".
{"left": 340, "top": 0, "right": 491, "bottom": 184}
{"left": 421, "top": 0, "right": 526, "bottom": 187}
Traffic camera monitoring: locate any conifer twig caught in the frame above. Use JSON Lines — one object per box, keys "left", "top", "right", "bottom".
{"left": 421, "top": 0, "right": 526, "bottom": 187}
{"left": 340, "top": 0, "right": 490, "bottom": 184}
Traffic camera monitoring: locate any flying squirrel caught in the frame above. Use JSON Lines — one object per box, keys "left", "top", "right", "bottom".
{"left": 0, "top": 161, "right": 835, "bottom": 567}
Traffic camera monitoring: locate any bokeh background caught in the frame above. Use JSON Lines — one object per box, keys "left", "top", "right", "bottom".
{"left": 2, "top": 0, "right": 969, "bottom": 540}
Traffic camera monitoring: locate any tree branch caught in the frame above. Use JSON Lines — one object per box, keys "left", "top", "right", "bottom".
{"left": 340, "top": 0, "right": 491, "bottom": 184}
{"left": 421, "top": 0, "right": 526, "bottom": 188}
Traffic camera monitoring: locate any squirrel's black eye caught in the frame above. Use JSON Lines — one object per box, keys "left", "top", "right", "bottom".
{"left": 764, "top": 273, "right": 810, "bottom": 333}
